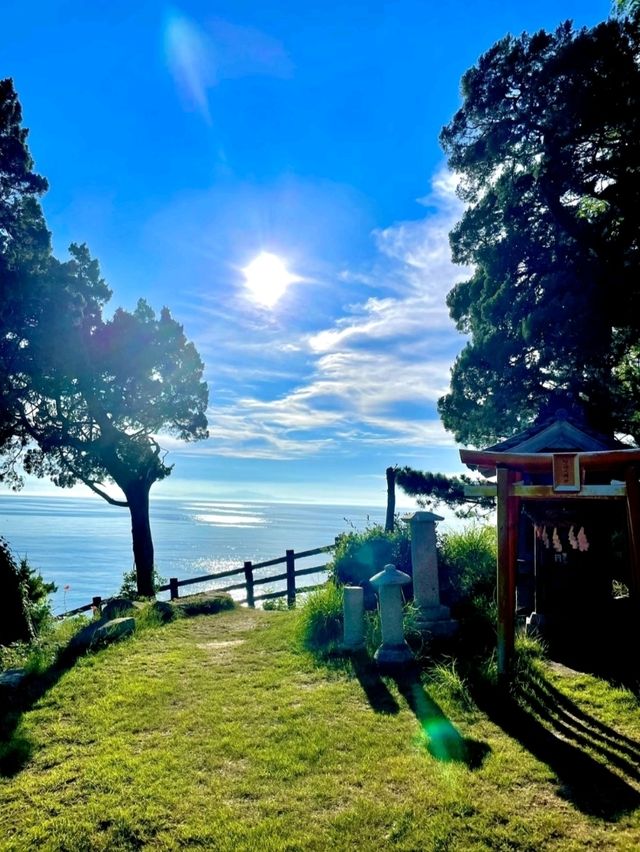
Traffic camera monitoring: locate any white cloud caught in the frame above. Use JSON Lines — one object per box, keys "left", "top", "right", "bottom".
{"left": 166, "top": 167, "right": 470, "bottom": 464}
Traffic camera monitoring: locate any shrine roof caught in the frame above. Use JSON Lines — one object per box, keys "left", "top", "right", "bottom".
{"left": 481, "top": 409, "right": 628, "bottom": 455}
{"left": 460, "top": 408, "right": 638, "bottom": 477}
{"left": 460, "top": 446, "right": 640, "bottom": 477}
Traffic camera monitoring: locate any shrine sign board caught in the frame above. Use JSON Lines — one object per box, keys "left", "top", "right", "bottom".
{"left": 552, "top": 453, "right": 580, "bottom": 492}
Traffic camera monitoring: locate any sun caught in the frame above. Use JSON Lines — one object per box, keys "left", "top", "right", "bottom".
{"left": 242, "top": 252, "right": 298, "bottom": 308}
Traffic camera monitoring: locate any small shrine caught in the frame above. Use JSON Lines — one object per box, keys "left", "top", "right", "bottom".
{"left": 460, "top": 408, "right": 640, "bottom": 676}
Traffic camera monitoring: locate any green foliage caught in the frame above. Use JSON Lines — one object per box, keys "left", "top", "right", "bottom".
{"left": 0, "top": 80, "right": 209, "bottom": 596}
{"left": 395, "top": 466, "right": 494, "bottom": 517}
{"left": 0, "top": 79, "right": 52, "bottom": 489}
{"left": 118, "top": 566, "right": 166, "bottom": 600}
{"left": 0, "top": 537, "right": 56, "bottom": 645}
{"left": 438, "top": 526, "right": 497, "bottom": 654}
{"left": 330, "top": 522, "right": 411, "bottom": 608}
{"left": 0, "top": 615, "right": 89, "bottom": 674}
{"left": 427, "top": 659, "right": 474, "bottom": 710}
{"left": 401, "top": 600, "right": 428, "bottom": 658}
{"left": 439, "top": 525, "right": 497, "bottom": 603}
{"left": 296, "top": 583, "right": 343, "bottom": 655}
{"left": 262, "top": 595, "right": 289, "bottom": 611}
{"left": 439, "top": 17, "right": 640, "bottom": 445}
{"left": 613, "top": 0, "right": 640, "bottom": 16}
{"left": 132, "top": 602, "right": 174, "bottom": 633}
{"left": 18, "top": 555, "right": 56, "bottom": 635}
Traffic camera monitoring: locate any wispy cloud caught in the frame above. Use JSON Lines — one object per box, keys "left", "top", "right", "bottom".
{"left": 163, "top": 166, "right": 469, "bottom": 463}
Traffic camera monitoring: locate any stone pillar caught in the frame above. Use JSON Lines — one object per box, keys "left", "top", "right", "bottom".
{"left": 342, "top": 586, "right": 365, "bottom": 651}
{"left": 403, "top": 511, "right": 458, "bottom": 637}
{"left": 370, "top": 564, "right": 413, "bottom": 665}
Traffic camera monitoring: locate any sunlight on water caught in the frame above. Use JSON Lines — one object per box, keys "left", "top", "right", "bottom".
{"left": 185, "top": 502, "right": 265, "bottom": 512}
{"left": 193, "top": 513, "right": 266, "bottom": 526}
{"left": 0, "top": 495, "right": 384, "bottom": 613}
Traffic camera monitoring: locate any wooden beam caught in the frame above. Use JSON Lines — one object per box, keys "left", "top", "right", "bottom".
{"left": 464, "top": 485, "right": 499, "bottom": 498}
{"left": 460, "top": 447, "right": 640, "bottom": 476}
{"left": 497, "top": 467, "right": 520, "bottom": 679}
{"left": 512, "top": 484, "right": 626, "bottom": 500}
{"left": 625, "top": 467, "right": 640, "bottom": 605}
{"left": 464, "top": 483, "right": 626, "bottom": 499}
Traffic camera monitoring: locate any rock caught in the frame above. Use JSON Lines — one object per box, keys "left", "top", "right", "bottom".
{"left": 149, "top": 600, "right": 176, "bottom": 623}
{"left": 172, "top": 591, "right": 235, "bottom": 617}
{"left": 68, "top": 619, "right": 103, "bottom": 652}
{"left": 0, "top": 668, "right": 27, "bottom": 690}
{"left": 92, "top": 617, "right": 135, "bottom": 645}
{"left": 69, "top": 615, "right": 136, "bottom": 651}
{"left": 102, "top": 598, "right": 140, "bottom": 620}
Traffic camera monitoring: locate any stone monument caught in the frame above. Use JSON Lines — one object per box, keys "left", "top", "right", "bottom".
{"left": 403, "top": 511, "right": 458, "bottom": 637}
{"left": 342, "top": 586, "right": 365, "bottom": 651}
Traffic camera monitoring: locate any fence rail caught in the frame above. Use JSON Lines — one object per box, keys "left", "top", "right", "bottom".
{"left": 57, "top": 543, "right": 336, "bottom": 618}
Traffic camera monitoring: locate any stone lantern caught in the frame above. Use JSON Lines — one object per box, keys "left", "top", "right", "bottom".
{"left": 369, "top": 564, "right": 413, "bottom": 665}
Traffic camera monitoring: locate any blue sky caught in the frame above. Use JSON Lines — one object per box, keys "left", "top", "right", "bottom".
{"left": 2, "top": 0, "right": 608, "bottom": 506}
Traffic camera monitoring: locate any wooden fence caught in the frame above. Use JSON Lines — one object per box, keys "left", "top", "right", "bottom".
{"left": 57, "top": 543, "right": 336, "bottom": 618}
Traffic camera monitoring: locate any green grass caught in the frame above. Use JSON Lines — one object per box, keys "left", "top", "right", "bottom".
{"left": 0, "top": 616, "right": 91, "bottom": 675}
{"left": 2, "top": 609, "right": 640, "bottom": 850}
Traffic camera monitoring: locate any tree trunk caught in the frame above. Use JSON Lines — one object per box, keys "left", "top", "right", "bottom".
{"left": 385, "top": 466, "right": 397, "bottom": 532}
{"left": 126, "top": 482, "right": 155, "bottom": 597}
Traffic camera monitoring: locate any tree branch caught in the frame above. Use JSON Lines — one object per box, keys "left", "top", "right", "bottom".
{"left": 76, "top": 477, "right": 128, "bottom": 507}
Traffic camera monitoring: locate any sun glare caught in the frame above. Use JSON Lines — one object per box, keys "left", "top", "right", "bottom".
{"left": 242, "top": 252, "right": 298, "bottom": 308}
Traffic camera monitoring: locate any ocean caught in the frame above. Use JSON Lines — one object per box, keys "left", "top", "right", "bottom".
{"left": 0, "top": 495, "right": 387, "bottom": 614}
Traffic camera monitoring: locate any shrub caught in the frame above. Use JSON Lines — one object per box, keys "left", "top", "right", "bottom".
{"left": 0, "top": 537, "right": 56, "bottom": 645}
{"left": 296, "top": 583, "right": 343, "bottom": 656}
{"left": 436, "top": 525, "right": 498, "bottom": 655}
{"left": 119, "top": 566, "right": 167, "bottom": 599}
{"left": 330, "top": 523, "right": 411, "bottom": 608}
{"left": 262, "top": 595, "right": 289, "bottom": 611}
{"left": 0, "top": 615, "right": 89, "bottom": 674}
{"left": 438, "top": 525, "right": 496, "bottom": 608}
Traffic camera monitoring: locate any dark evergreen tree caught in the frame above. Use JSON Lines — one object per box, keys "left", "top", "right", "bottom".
{"left": 0, "top": 78, "right": 52, "bottom": 486}
{"left": 438, "top": 17, "right": 640, "bottom": 446}
{"left": 18, "top": 288, "right": 208, "bottom": 596}
{"left": 0, "top": 80, "right": 209, "bottom": 596}
{"left": 0, "top": 537, "right": 56, "bottom": 645}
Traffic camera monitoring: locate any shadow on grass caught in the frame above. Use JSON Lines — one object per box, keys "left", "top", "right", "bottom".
{"left": 349, "top": 653, "right": 490, "bottom": 768}
{"left": 390, "top": 666, "right": 490, "bottom": 768}
{"left": 350, "top": 652, "right": 400, "bottom": 715}
{"left": 546, "top": 611, "right": 640, "bottom": 697}
{"left": 469, "top": 667, "right": 640, "bottom": 821}
{"left": 0, "top": 642, "right": 89, "bottom": 777}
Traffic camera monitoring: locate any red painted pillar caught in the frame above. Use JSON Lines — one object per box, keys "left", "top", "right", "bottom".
{"left": 497, "top": 467, "right": 521, "bottom": 678}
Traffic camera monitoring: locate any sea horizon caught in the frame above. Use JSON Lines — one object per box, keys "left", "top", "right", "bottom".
{"left": 0, "top": 492, "right": 402, "bottom": 615}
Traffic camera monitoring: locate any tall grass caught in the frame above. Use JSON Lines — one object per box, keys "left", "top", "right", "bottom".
{"left": 439, "top": 524, "right": 497, "bottom": 603}
{"left": 296, "top": 584, "right": 344, "bottom": 655}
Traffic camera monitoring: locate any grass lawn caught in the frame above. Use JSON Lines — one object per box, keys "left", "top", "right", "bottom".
{"left": 2, "top": 607, "right": 640, "bottom": 850}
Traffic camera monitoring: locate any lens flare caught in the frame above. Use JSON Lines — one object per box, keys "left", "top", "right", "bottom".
{"left": 242, "top": 252, "right": 299, "bottom": 308}
{"left": 164, "top": 9, "right": 214, "bottom": 122}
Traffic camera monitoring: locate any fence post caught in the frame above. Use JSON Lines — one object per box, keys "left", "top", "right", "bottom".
{"left": 169, "top": 577, "right": 179, "bottom": 600}
{"left": 92, "top": 596, "right": 102, "bottom": 615}
{"left": 286, "top": 549, "right": 296, "bottom": 608}
{"left": 244, "top": 561, "right": 255, "bottom": 608}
